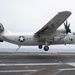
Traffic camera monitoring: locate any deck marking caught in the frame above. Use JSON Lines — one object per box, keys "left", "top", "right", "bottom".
{"left": 67, "top": 63, "right": 75, "bottom": 67}
{"left": 0, "top": 70, "right": 37, "bottom": 72}
{"left": 59, "top": 68, "right": 75, "bottom": 71}
{"left": 0, "top": 63, "right": 63, "bottom": 66}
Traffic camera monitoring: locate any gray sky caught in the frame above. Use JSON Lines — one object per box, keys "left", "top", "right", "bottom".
{"left": 0, "top": 0, "right": 75, "bottom": 51}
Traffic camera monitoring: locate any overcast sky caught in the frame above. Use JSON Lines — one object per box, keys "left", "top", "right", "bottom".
{"left": 0, "top": 0, "right": 75, "bottom": 51}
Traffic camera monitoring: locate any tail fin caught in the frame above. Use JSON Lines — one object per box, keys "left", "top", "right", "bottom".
{"left": 0, "top": 23, "right": 4, "bottom": 32}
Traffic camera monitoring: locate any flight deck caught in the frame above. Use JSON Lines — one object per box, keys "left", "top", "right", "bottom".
{"left": 0, "top": 52, "right": 75, "bottom": 75}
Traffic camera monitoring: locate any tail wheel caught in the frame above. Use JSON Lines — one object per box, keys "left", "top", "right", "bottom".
{"left": 44, "top": 46, "right": 49, "bottom": 51}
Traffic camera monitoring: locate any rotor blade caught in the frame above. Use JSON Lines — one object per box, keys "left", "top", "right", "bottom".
{"left": 68, "top": 23, "right": 70, "bottom": 27}
{"left": 64, "top": 22, "right": 66, "bottom": 28}
{"left": 66, "top": 20, "right": 68, "bottom": 26}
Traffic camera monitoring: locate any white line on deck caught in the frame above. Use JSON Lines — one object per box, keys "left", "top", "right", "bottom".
{"left": 0, "top": 70, "right": 37, "bottom": 73}
{"left": 0, "top": 63, "right": 63, "bottom": 66}
{"left": 67, "top": 63, "right": 75, "bottom": 67}
{"left": 59, "top": 68, "right": 75, "bottom": 71}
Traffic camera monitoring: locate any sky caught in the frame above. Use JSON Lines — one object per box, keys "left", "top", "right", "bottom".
{"left": 0, "top": 0, "right": 75, "bottom": 51}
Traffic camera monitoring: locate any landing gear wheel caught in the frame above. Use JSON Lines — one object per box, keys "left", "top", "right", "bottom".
{"left": 38, "top": 45, "right": 42, "bottom": 49}
{"left": 44, "top": 46, "right": 49, "bottom": 51}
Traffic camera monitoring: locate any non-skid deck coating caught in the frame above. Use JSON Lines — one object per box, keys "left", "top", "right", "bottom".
{"left": 0, "top": 52, "right": 75, "bottom": 75}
